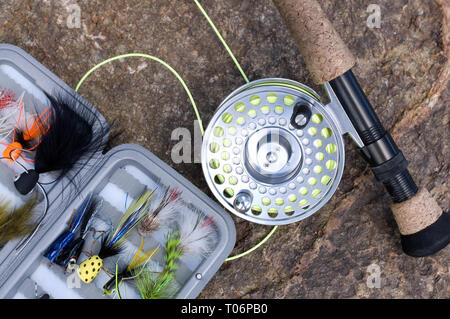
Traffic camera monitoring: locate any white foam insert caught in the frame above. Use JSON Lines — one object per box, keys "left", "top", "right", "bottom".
{"left": 13, "top": 291, "right": 26, "bottom": 299}
{"left": 124, "top": 165, "right": 159, "bottom": 190}
{"left": 30, "top": 263, "right": 83, "bottom": 299}
{"left": 99, "top": 182, "right": 135, "bottom": 213}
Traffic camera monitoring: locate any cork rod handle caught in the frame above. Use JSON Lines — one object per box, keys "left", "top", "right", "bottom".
{"left": 272, "top": 0, "right": 355, "bottom": 84}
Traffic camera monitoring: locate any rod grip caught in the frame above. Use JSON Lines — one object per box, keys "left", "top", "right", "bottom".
{"left": 391, "top": 188, "right": 449, "bottom": 257}
{"left": 272, "top": 0, "right": 355, "bottom": 84}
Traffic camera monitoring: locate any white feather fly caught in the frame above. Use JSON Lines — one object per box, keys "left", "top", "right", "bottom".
{"left": 177, "top": 208, "right": 217, "bottom": 258}
{"left": 157, "top": 198, "right": 184, "bottom": 225}
{"left": 137, "top": 187, "right": 182, "bottom": 237}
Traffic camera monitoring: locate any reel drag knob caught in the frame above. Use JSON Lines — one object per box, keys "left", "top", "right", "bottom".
{"left": 234, "top": 192, "right": 252, "bottom": 213}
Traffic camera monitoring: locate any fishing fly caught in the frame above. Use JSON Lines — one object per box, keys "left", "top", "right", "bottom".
{"left": 137, "top": 187, "right": 182, "bottom": 237}
{"left": 0, "top": 197, "right": 37, "bottom": 248}
{"left": 13, "top": 93, "right": 110, "bottom": 195}
{"left": 102, "top": 238, "right": 160, "bottom": 296}
{"left": 0, "top": 88, "right": 20, "bottom": 141}
{"left": 135, "top": 205, "right": 217, "bottom": 299}
{"left": 77, "top": 189, "right": 155, "bottom": 283}
{"left": 44, "top": 193, "right": 99, "bottom": 270}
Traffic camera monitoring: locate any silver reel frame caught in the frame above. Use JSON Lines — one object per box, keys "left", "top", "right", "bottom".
{"left": 202, "top": 78, "right": 362, "bottom": 225}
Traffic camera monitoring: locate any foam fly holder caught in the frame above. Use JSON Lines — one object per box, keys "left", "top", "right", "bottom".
{"left": 0, "top": 44, "right": 236, "bottom": 299}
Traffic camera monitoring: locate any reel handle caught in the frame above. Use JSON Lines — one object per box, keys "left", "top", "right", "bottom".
{"left": 273, "top": 0, "right": 449, "bottom": 256}
{"left": 272, "top": 0, "right": 355, "bottom": 84}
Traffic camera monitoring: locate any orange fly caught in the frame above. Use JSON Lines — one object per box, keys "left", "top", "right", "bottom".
{"left": 1, "top": 96, "right": 52, "bottom": 162}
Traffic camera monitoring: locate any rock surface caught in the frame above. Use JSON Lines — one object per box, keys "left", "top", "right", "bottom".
{"left": 0, "top": 0, "right": 448, "bottom": 298}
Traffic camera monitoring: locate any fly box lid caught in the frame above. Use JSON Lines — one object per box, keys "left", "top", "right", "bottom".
{"left": 0, "top": 44, "right": 236, "bottom": 299}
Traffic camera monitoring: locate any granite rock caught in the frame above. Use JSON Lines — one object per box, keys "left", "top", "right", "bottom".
{"left": 0, "top": 0, "right": 448, "bottom": 298}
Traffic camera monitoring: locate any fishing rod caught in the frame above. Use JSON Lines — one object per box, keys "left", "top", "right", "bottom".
{"left": 270, "top": 0, "right": 449, "bottom": 256}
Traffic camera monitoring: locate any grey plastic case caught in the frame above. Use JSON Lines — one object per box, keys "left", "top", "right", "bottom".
{"left": 0, "top": 44, "right": 236, "bottom": 299}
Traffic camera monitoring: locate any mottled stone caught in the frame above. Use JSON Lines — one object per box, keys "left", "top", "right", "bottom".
{"left": 0, "top": 0, "right": 447, "bottom": 298}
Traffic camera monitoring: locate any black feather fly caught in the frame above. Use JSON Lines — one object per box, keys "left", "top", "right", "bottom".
{"left": 14, "top": 93, "right": 110, "bottom": 195}
{"left": 35, "top": 93, "right": 108, "bottom": 175}
{"left": 98, "top": 238, "right": 124, "bottom": 261}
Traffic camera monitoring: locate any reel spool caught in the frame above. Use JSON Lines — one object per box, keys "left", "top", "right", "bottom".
{"left": 202, "top": 78, "right": 362, "bottom": 225}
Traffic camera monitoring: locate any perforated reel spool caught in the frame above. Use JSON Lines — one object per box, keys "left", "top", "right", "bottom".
{"left": 202, "top": 78, "right": 345, "bottom": 225}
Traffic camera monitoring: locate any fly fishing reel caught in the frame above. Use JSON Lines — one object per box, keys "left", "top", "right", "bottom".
{"left": 202, "top": 78, "right": 362, "bottom": 225}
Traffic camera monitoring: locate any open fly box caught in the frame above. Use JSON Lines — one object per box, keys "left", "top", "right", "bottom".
{"left": 0, "top": 44, "right": 236, "bottom": 299}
